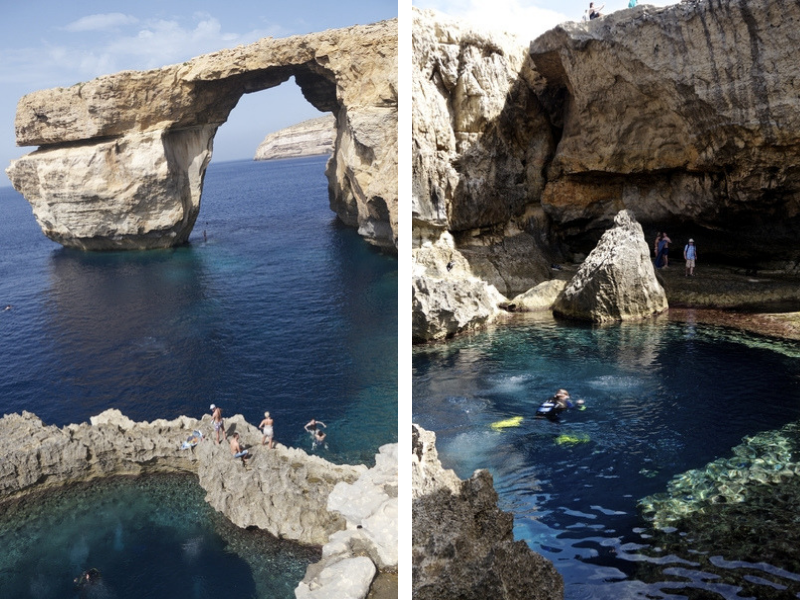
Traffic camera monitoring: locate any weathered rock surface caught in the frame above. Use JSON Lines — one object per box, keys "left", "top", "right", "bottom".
{"left": 6, "top": 19, "right": 397, "bottom": 250}
{"left": 553, "top": 210, "right": 668, "bottom": 322}
{"left": 412, "top": 8, "right": 559, "bottom": 289}
{"left": 530, "top": 0, "right": 800, "bottom": 265}
{"left": 296, "top": 443, "right": 398, "bottom": 599}
{"left": 412, "top": 424, "right": 564, "bottom": 600}
{"left": 254, "top": 115, "right": 335, "bottom": 161}
{"left": 197, "top": 415, "right": 366, "bottom": 546}
{"left": 509, "top": 279, "right": 567, "bottom": 312}
{"left": 412, "top": 231, "right": 507, "bottom": 342}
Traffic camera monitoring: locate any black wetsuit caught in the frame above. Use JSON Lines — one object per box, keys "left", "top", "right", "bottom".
{"left": 536, "top": 398, "right": 576, "bottom": 422}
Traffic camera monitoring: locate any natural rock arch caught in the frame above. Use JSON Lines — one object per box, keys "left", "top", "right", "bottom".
{"left": 6, "top": 19, "right": 397, "bottom": 251}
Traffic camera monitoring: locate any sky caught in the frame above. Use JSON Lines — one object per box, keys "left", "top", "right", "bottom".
{"left": 412, "top": 0, "right": 677, "bottom": 40}
{"left": 0, "top": 0, "right": 397, "bottom": 182}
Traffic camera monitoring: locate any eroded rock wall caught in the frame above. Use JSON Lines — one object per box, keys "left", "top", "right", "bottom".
{"left": 412, "top": 424, "right": 564, "bottom": 600}
{"left": 412, "top": 7, "right": 559, "bottom": 295}
{"left": 412, "top": 0, "right": 800, "bottom": 341}
{"left": 6, "top": 19, "right": 397, "bottom": 250}
{"left": 531, "top": 0, "right": 800, "bottom": 265}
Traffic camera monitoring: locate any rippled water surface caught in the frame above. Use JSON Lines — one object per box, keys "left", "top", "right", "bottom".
{"left": 0, "top": 156, "right": 396, "bottom": 597}
{"left": 0, "top": 156, "right": 397, "bottom": 465}
{"left": 413, "top": 314, "right": 800, "bottom": 599}
{"left": 0, "top": 474, "right": 319, "bottom": 599}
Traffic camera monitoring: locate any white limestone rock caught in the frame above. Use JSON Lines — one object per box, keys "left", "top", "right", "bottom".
{"left": 553, "top": 209, "right": 668, "bottom": 323}
{"left": 254, "top": 115, "right": 335, "bottom": 161}
{"left": 509, "top": 279, "right": 567, "bottom": 312}
{"left": 295, "top": 556, "right": 376, "bottom": 599}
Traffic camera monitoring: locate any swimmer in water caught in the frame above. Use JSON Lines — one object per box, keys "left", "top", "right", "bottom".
{"left": 312, "top": 428, "right": 328, "bottom": 450}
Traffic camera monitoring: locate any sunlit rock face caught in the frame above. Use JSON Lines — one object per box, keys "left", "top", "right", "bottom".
{"left": 553, "top": 210, "right": 668, "bottom": 323}
{"left": 254, "top": 115, "right": 335, "bottom": 161}
{"left": 6, "top": 19, "right": 397, "bottom": 251}
{"left": 530, "top": 0, "right": 800, "bottom": 266}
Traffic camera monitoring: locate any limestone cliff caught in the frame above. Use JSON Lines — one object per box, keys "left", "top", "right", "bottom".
{"left": 412, "top": 425, "right": 564, "bottom": 600}
{"left": 254, "top": 115, "right": 335, "bottom": 161}
{"left": 6, "top": 19, "right": 397, "bottom": 251}
{"left": 412, "top": 1, "right": 800, "bottom": 340}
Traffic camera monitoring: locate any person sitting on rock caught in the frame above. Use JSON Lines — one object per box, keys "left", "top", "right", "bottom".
{"left": 589, "top": 2, "right": 605, "bottom": 19}
{"left": 230, "top": 432, "right": 249, "bottom": 465}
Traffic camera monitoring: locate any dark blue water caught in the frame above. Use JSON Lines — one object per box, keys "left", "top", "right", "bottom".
{"left": 0, "top": 474, "right": 319, "bottom": 599}
{"left": 0, "top": 155, "right": 396, "bottom": 598}
{"left": 413, "top": 313, "right": 800, "bottom": 599}
{"left": 0, "top": 156, "right": 397, "bottom": 465}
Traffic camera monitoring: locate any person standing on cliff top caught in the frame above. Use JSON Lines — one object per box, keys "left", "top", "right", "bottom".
{"left": 684, "top": 239, "right": 698, "bottom": 277}
{"left": 259, "top": 411, "right": 274, "bottom": 448}
{"left": 210, "top": 404, "right": 227, "bottom": 445}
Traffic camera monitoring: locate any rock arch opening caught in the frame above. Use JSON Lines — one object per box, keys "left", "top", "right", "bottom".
{"left": 6, "top": 19, "right": 397, "bottom": 252}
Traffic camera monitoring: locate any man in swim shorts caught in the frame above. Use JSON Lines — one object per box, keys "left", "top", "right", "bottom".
{"left": 210, "top": 404, "right": 227, "bottom": 444}
{"left": 230, "top": 432, "right": 249, "bottom": 465}
{"left": 259, "top": 411, "right": 274, "bottom": 448}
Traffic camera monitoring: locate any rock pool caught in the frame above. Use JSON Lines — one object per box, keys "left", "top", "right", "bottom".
{"left": 413, "top": 313, "right": 800, "bottom": 599}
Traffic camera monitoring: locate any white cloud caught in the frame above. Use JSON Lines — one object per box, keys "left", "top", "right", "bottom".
{"left": 63, "top": 13, "right": 139, "bottom": 33}
{"left": 417, "top": 0, "right": 571, "bottom": 39}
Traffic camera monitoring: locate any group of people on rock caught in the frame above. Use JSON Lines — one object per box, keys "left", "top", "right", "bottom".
{"left": 654, "top": 232, "right": 698, "bottom": 276}
{"left": 208, "top": 404, "right": 328, "bottom": 465}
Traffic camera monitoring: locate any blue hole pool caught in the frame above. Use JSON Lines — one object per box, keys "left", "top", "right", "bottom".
{"left": 413, "top": 313, "right": 800, "bottom": 599}
{"left": 0, "top": 474, "right": 319, "bottom": 599}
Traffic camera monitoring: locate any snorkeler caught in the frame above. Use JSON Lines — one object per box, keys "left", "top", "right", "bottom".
{"left": 535, "top": 389, "right": 585, "bottom": 422}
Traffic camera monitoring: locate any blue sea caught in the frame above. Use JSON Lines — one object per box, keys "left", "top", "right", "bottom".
{"left": 414, "top": 314, "right": 800, "bottom": 600}
{"left": 0, "top": 155, "right": 397, "bottom": 597}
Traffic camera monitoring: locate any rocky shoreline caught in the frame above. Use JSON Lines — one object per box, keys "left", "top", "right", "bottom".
{"left": 0, "top": 409, "right": 397, "bottom": 599}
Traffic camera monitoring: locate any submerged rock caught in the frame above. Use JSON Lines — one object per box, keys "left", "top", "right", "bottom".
{"left": 553, "top": 210, "right": 668, "bottom": 323}
{"left": 412, "top": 424, "right": 563, "bottom": 600}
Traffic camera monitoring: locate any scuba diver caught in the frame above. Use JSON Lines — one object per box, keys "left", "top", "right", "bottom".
{"left": 74, "top": 568, "right": 101, "bottom": 597}
{"left": 535, "top": 389, "right": 585, "bottom": 423}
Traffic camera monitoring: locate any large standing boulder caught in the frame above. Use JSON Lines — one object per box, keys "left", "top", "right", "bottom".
{"left": 412, "top": 425, "right": 564, "bottom": 600}
{"left": 553, "top": 209, "right": 668, "bottom": 322}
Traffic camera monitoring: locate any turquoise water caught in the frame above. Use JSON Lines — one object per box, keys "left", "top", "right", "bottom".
{"left": 0, "top": 474, "right": 318, "bottom": 599}
{"left": 0, "top": 155, "right": 396, "bottom": 597}
{"left": 413, "top": 313, "right": 800, "bottom": 599}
